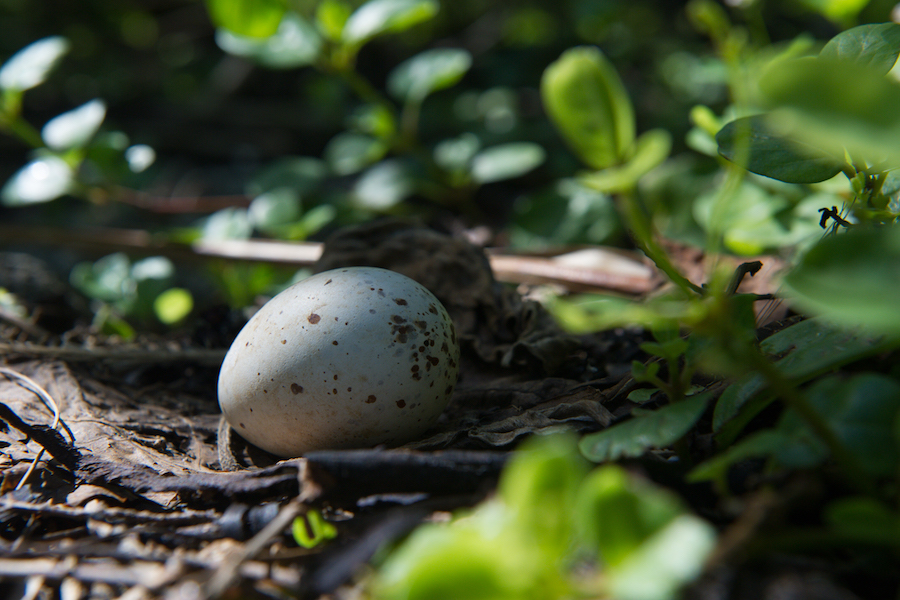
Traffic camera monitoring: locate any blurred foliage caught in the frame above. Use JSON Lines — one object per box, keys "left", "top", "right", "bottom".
{"left": 5, "top": 2, "right": 900, "bottom": 598}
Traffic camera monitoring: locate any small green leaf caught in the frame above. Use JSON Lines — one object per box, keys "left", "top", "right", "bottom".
{"left": 324, "top": 132, "right": 387, "bottom": 175}
{"left": 541, "top": 46, "right": 635, "bottom": 170}
{"left": 798, "top": 0, "right": 871, "bottom": 25}
{"left": 782, "top": 227, "right": 900, "bottom": 333}
{"left": 1, "top": 155, "right": 73, "bottom": 206}
{"left": 0, "top": 36, "right": 70, "bottom": 92}
{"left": 353, "top": 159, "right": 414, "bottom": 210}
{"left": 575, "top": 465, "right": 682, "bottom": 566}
{"left": 580, "top": 128, "right": 671, "bottom": 193}
{"left": 387, "top": 48, "right": 471, "bottom": 102}
{"left": 292, "top": 510, "right": 337, "bottom": 548}
{"left": 716, "top": 115, "right": 843, "bottom": 184}
{"left": 820, "top": 23, "right": 900, "bottom": 74}
{"left": 200, "top": 207, "right": 253, "bottom": 241}
{"left": 342, "top": 0, "right": 439, "bottom": 45}
{"left": 205, "top": 0, "right": 286, "bottom": 38}
{"left": 42, "top": 99, "right": 106, "bottom": 151}
{"left": 215, "top": 12, "right": 321, "bottom": 68}
{"left": 607, "top": 515, "right": 716, "bottom": 600}
{"left": 433, "top": 133, "right": 480, "bottom": 172}
{"left": 154, "top": 288, "right": 193, "bottom": 325}
{"left": 249, "top": 188, "right": 301, "bottom": 234}
{"left": 70, "top": 253, "right": 133, "bottom": 303}
{"left": 470, "top": 142, "right": 545, "bottom": 184}
{"left": 688, "top": 429, "right": 789, "bottom": 484}
{"left": 579, "top": 394, "right": 710, "bottom": 462}
{"left": 316, "top": 0, "right": 352, "bottom": 41}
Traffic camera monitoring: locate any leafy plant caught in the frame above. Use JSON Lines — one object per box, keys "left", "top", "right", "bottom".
{"left": 370, "top": 435, "right": 716, "bottom": 600}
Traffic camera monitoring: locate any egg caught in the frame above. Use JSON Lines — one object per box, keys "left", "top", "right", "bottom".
{"left": 217, "top": 267, "right": 460, "bottom": 457}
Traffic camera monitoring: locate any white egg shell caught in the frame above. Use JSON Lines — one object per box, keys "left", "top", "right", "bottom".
{"left": 217, "top": 267, "right": 460, "bottom": 457}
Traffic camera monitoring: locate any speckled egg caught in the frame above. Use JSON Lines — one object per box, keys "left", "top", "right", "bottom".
{"left": 217, "top": 267, "right": 460, "bottom": 457}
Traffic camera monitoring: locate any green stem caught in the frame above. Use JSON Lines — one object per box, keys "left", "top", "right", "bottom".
{"left": 1, "top": 114, "right": 44, "bottom": 148}
{"left": 619, "top": 189, "right": 703, "bottom": 296}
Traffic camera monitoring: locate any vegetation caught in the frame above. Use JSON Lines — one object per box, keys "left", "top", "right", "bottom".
{"left": 3, "top": 0, "right": 900, "bottom": 598}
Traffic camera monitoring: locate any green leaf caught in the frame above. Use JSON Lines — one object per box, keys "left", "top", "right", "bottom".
{"left": 1, "top": 155, "right": 73, "bottom": 206}
{"left": 688, "top": 429, "right": 789, "bottom": 484}
{"left": 798, "top": 0, "right": 871, "bottom": 24}
{"left": 324, "top": 132, "right": 387, "bottom": 175}
{"left": 470, "top": 142, "right": 545, "bottom": 184}
{"left": 500, "top": 434, "right": 588, "bottom": 556}
{"left": 775, "top": 373, "right": 900, "bottom": 476}
{"left": 760, "top": 56, "right": 900, "bottom": 166}
{"left": 42, "top": 99, "right": 106, "bottom": 151}
{"left": 0, "top": 36, "right": 70, "bottom": 92}
{"left": 541, "top": 46, "right": 635, "bottom": 170}
{"left": 353, "top": 159, "right": 414, "bottom": 210}
{"left": 200, "top": 207, "right": 253, "bottom": 241}
{"left": 316, "top": 0, "right": 352, "bottom": 41}
{"left": 825, "top": 497, "right": 900, "bottom": 545}
{"left": 607, "top": 514, "right": 716, "bottom": 600}
{"left": 575, "top": 466, "right": 682, "bottom": 567}
{"left": 579, "top": 394, "right": 710, "bottom": 462}
{"left": 820, "top": 23, "right": 900, "bottom": 74}
{"left": 205, "top": 0, "right": 286, "bottom": 38}
{"left": 433, "top": 133, "right": 480, "bottom": 172}
{"left": 292, "top": 509, "right": 337, "bottom": 548}
{"left": 342, "top": 0, "right": 439, "bottom": 45}
{"left": 154, "top": 288, "right": 193, "bottom": 325}
{"left": 387, "top": 48, "right": 471, "bottom": 102}
{"left": 713, "top": 318, "right": 893, "bottom": 433}
{"left": 70, "top": 253, "right": 133, "bottom": 303}
{"left": 580, "top": 128, "right": 671, "bottom": 193}
{"left": 782, "top": 227, "right": 900, "bottom": 333}
{"left": 248, "top": 188, "right": 301, "bottom": 234}
{"left": 215, "top": 12, "right": 321, "bottom": 68}
{"left": 715, "top": 115, "right": 843, "bottom": 184}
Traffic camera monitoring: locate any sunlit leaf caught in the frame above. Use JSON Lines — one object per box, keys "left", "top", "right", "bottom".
{"left": 580, "top": 128, "right": 671, "bottom": 192}
{"left": 820, "top": 22, "right": 900, "bottom": 74}
{"left": 433, "top": 133, "right": 480, "bottom": 172}
{"left": 42, "top": 99, "right": 106, "bottom": 150}
{"left": 0, "top": 36, "right": 70, "bottom": 92}
{"left": 323, "top": 132, "right": 387, "bottom": 174}
{"left": 292, "top": 509, "right": 338, "bottom": 548}
{"left": 1, "top": 155, "right": 73, "bottom": 205}
{"left": 579, "top": 394, "right": 710, "bottom": 462}
{"left": 316, "top": 0, "right": 352, "bottom": 41}
{"left": 201, "top": 207, "right": 253, "bottom": 241}
{"left": 607, "top": 514, "right": 717, "bottom": 600}
{"left": 70, "top": 253, "right": 133, "bottom": 303}
{"left": 215, "top": 12, "right": 321, "bottom": 68}
{"left": 205, "top": 0, "right": 286, "bottom": 38}
{"left": 353, "top": 159, "right": 413, "bottom": 210}
{"left": 798, "top": 0, "right": 871, "bottom": 24}
{"left": 387, "top": 48, "right": 471, "bottom": 102}
{"left": 716, "top": 115, "right": 843, "bottom": 184}
{"left": 154, "top": 288, "right": 193, "bottom": 325}
{"left": 125, "top": 144, "right": 156, "bottom": 173}
{"left": 782, "top": 226, "right": 900, "bottom": 333}
{"left": 249, "top": 188, "right": 301, "bottom": 234}
{"left": 541, "top": 46, "right": 635, "bottom": 170}
{"left": 575, "top": 466, "right": 682, "bottom": 567}
{"left": 342, "top": 0, "right": 438, "bottom": 45}
{"left": 470, "top": 142, "right": 545, "bottom": 184}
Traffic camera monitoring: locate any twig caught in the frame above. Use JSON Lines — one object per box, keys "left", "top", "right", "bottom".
{"left": 0, "top": 342, "right": 226, "bottom": 365}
